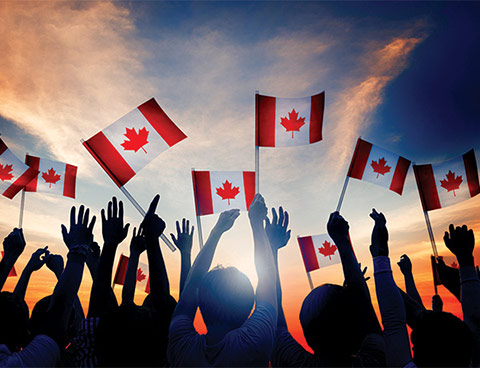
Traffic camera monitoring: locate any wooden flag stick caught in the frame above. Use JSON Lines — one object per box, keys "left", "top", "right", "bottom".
{"left": 306, "top": 271, "right": 314, "bottom": 290}
{"left": 255, "top": 90, "right": 260, "bottom": 194}
{"left": 191, "top": 168, "right": 204, "bottom": 249}
{"left": 18, "top": 190, "right": 26, "bottom": 228}
{"left": 336, "top": 176, "right": 350, "bottom": 212}
{"left": 119, "top": 186, "right": 176, "bottom": 252}
{"left": 423, "top": 210, "right": 439, "bottom": 258}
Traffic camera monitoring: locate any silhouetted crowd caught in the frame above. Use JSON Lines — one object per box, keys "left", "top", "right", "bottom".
{"left": 0, "top": 194, "right": 478, "bottom": 367}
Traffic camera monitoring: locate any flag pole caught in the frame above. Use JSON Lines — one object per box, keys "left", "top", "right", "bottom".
{"left": 119, "top": 186, "right": 176, "bottom": 252}
{"left": 423, "top": 210, "right": 439, "bottom": 258}
{"left": 255, "top": 90, "right": 260, "bottom": 194}
{"left": 191, "top": 168, "right": 204, "bottom": 249}
{"left": 81, "top": 139, "right": 175, "bottom": 252}
{"left": 18, "top": 151, "right": 29, "bottom": 228}
{"left": 306, "top": 271, "right": 314, "bottom": 290}
{"left": 335, "top": 176, "right": 350, "bottom": 212}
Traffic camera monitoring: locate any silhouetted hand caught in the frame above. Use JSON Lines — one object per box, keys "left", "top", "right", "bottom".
{"left": 248, "top": 193, "right": 267, "bottom": 225}
{"left": 266, "top": 207, "right": 291, "bottom": 251}
{"left": 215, "top": 209, "right": 240, "bottom": 233}
{"left": 444, "top": 224, "right": 475, "bottom": 267}
{"left": 170, "top": 219, "right": 194, "bottom": 255}
{"left": 140, "top": 195, "right": 165, "bottom": 240}
{"left": 432, "top": 294, "right": 443, "bottom": 312}
{"left": 61, "top": 205, "right": 96, "bottom": 248}
{"left": 130, "top": 227, "right": 147, "bottom": 257}
{"left": 397, "top": 254, "right": 412, "bottom": 275}
{"left": 46, "top": 253, "right": 64, "bottom": 278}
{"left": 327, "top": 211, "right": 349, "bottom": 245}
{"left": 369, "top": 208, "right": 389, "bottom": 257}
{"left": 3, "top": 228, "right": 26, "bottom": 259}
{"left": 101, "top": 197, "right": 129, "bottom": 245}
{"left": 26, "top": 246, "right": 50, "bottom": 272}
{"left": 360, "top": 263, "right": 370, "bottom": 282}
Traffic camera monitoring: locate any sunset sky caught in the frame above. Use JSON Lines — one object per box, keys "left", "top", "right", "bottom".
{"left": 1, "top": 1, "right": 480, "bottom": 350}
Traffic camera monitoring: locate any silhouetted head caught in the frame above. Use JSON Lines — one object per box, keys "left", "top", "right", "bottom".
{"left": 0, "top": 291, "right": 30, "bottom": 352}
{"left": 300, "top": 284, "right": 364, "bottom": 364}
{"left": 96, "top": 303, "right": 174, "bottom": 367}
{"left": 412, "top": 310, "right": 472, "bottom": 367}
{"left": 199, "top": 266, "right": 254, "bottom": 330}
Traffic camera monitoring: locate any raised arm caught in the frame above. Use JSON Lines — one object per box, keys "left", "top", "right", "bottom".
{"left": 13, "top": 246, "right": 49, "bottom": 300}
{"left": 249, "top": 194, "right": 277, "bottom": 310}
{"left": 369, "top": 209, "right": 412, "bottom": 367}
{"left": 88, "top": 197, "right": 128, "bottom": 318}
{"left": 265, "top": 206, "right": 291, "bottom": 328}
{"left": 0, "top": 228, "right": 26, "bottom": 291}
{"left": 139, "top": 195, "right": 169, "bottom": 310}
{"left": 397, "top": 254, "right": 425, "bottom": 308}
{"left": 121, "top": 227, "right": 146, "bottom": 306}
{"left": 173, "top": 208, "right": 240, "bottom": 320}
{"left": 170, "top": 219, "right": 194, "bottom": 295}
{"left": 444, "top": 224, "right": 480, "bottom": 366}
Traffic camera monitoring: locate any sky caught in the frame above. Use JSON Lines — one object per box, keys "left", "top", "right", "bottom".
{"left": 1, "top": 0, "right": 480, "bottom": 351}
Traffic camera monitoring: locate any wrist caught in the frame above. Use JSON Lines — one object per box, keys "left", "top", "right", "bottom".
{"left": 457, "top": 255, "right": 474, "bottom": 267}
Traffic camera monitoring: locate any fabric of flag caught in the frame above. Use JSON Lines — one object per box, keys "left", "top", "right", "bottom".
{"left": 347, "top": 137, "right": 411, "bottom": 195}
{"left": 113, "top": 254, "right": 149, "bottom": 292}
{"left": 438, "top": 255, "right": 460, "bottom": 269}
{"left": 192, "top": 170, "right": 256, "bottom": 216}
{"left": 24, "top": 155, "right": 77, "bottom": 198}
{"left": 255, "top": 92, "right": 324, "bottom": 147}
{"left": 297, "top": 234, "right": 341, "bottom": 272}
{"left": 0, "top": 139, "right": 38, "bottom": 199}
{"left": 1, "top": 251, "right": 17, "bottom": 277}
{"left": 413, "top": 149, "right": 479, "bottom": 211}
{"left": 431, "top": 255, "right": 442, "bottom": 286}
{"left": 83, "top": 98, "right": 187, "bottom": 187}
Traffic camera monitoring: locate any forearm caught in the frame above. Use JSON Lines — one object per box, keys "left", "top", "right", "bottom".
{"left": 252, "top": 222, "right": 277, "bottom": 307}
{"left": 146, "top": 237, "right": 170, "bottom": 308}
{"left": 122, "top": 252, "right": 140, "bottom": 305}
{"left": 273, "top": 252, "right": 287, "bottom": 328}
{"left": 13, "top": 268, "right": 33, "bottom": 299}
{"left": 403, "top": 273, "right": 424, "bottom": 308}
{"left": 460, "top": 265, "right": 480, "bottom": 365}
{"left": 0, "top": 257, "right": 17, "bottom": 291}
{"left": 373, "top": 256, "right": 412, "bottom": 367}
{"left": 336, "top": 237, "right": 365, "bottom": 288}
{"left": 179, "top": 252, "right": 191, "bottom": 295}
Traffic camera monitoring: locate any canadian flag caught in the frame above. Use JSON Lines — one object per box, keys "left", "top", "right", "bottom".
{"left": 1, "top": 251, "right": 17, "bottom": 277}
{"left": 298, "top": 234, "right": 341, "bottom": 272}
{"left": 255, "top": 92, "right": 324, "bottom": 147}
{"left": 413, "top": 149, "right": 479, "bottom": 211}
{"left": 83, "top": 98, "right": 187, "bottom": 187}
{"left": 0, "top": 139, "right": 38, "bottom": 199}
{"left": 25, "top": 155, "right": 77, "bottom": 198}
{"left": 347, "top": 138, "right": 411, "bottom": 195}
{"left": 192, "top": 170, "right": 255, "bottom": 216}
{"left": 438, "top": 255, "right": 460, "bottom": 269}
{"left": 113, "top": 254, "right": 150, "bottom": 293}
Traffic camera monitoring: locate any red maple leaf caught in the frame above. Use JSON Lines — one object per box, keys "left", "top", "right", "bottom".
{"left": 120, "top": 127, "right": 149, "bottom": 153}
{"left": 440, "top": 170, "right": 463, "bottom": 197}
{"left": 216, "top": 180, "right": 240, "bottom": 205}
{"left": 137, "top": 268, "right": 146, "bottom": 282}
{"left": 41, "top": 168, "right": 61, "bottom": 188}
{"left": 318, "top": 240, "right": 337, "bottom": 260}
{"left": 450, "top": 261, "right": 459, "bottom": 269}
{"left": 280, "top": 109, "right": 306, "bottom": 138}
{"left": 371, "top": 157, "right": 391, "bottom": 178}
{"left": 0, "top": 164, "right": 14, "bottom": 182}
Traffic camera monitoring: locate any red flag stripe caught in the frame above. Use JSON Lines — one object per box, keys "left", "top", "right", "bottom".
{"left": 309, "top": 92, "right": 324, "bottom": 144}
{"left": 192, "top": 171, "right": 214, "bottom": 216}
{"left": 347, "top": 138, "right": 372, "bottom": 179}
{"left": 298, "top": 236, "right": 319, "bottom": 272}
{"left": 390, "top": 156, "right": 411, "bottom": 195}
{"left": 1, "top": 251, "right": 17, "bottom": 277}
{"left": 145, "top": 277, "right": 150, "bottom": 294}
{"left": 113, "top": 254, "right": 129, "bottom": 285}
{"left": 137, "top": 98, "right": 187, "bottom": 147}
{"left": 3, "top": 167, "right": 38, "bottom": 199}
{"left": 25, "top": 155, "right": 40, "bottom": 192}
{"left": 463, "top": 149, "right": 480, "bottom": 198}
{"left": 63, "top": 164, "right": 77, "bottom": 198}
{"left": 0, "top": 140, "right": 7, "bottom": 155}
{"left": 83, "top": 132, "right": 135, "bottom": 187}
{"left": 243, "top": 171, "right": 255, "bottom": 210}
{"left": 256, "top": 94, "right": 276, "bottom": 147}
{"left": 413, "top": 164, "right": 441, "bottom": 211}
